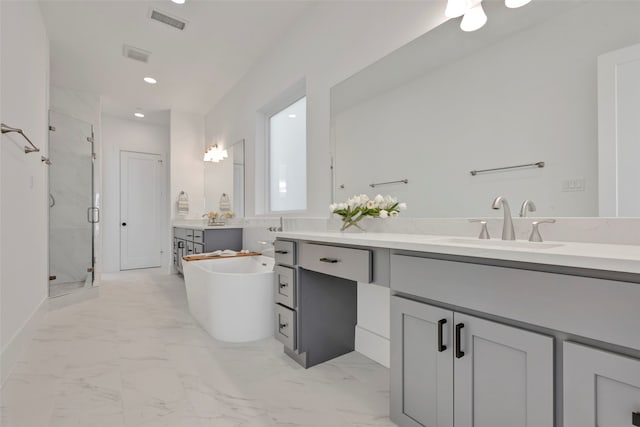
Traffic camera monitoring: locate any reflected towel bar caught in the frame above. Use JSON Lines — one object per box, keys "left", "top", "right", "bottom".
{"left": 369, "top": 179, "right": 409, "bottom": 188}
{"left": 470, "top": 161, "right": 544, "bottom": 176}
{"left": 1, "top": 123, "right": 40, "bottom": 153}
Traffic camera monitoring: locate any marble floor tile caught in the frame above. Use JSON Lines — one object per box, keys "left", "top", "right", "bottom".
{"left": 1, "top": 269, "right": 394, "bottom": 426}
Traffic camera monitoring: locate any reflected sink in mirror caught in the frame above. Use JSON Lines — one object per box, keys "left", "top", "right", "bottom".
{"left": 435, "top": 238, "right": 564, "bottom": 250}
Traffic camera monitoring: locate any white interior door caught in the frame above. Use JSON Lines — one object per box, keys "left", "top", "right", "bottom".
{"left": 120, "top": 151, "right": 162, "bottom": 270}
{"left": 598, "top": 42, "right": 640, "bottom": 216}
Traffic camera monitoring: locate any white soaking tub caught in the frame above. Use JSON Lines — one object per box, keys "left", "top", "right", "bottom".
{"left": 182, "top": 256, "right": 275, "bottom": 343}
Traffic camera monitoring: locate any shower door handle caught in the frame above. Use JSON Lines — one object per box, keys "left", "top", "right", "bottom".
{"left": 49, "top": 193, "right": 55, "bottom": 208}
{"left": 87, "top": 207, "right": 100, "bottom": 223}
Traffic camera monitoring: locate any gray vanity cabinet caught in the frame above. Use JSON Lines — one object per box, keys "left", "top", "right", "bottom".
{"left": 173, "top": 227, "right": 242, "bottom": 273}
{"left": 391, "top": 297, "right": 454, "bottom": 427}
{"left": 391, "top": 295, "right": 554, "bottom": 427}
{"left": 563, "top": 342, "right": 640, "bottom": 427}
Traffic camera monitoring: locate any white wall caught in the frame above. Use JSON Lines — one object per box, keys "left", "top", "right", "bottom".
{"left": 101, "top": 115, "right": 170, "bottom": 273}
{"left": 170, "top": 111, "right": 206, "bottom": 220}
{"left": 335, "top": 2, "right": 640, "bottom": 219}
{"left": 0, "top": 0, "right": 50, "bottom": 384}
{"left": 205, "top": 1, "right": 448, "bottom": 217}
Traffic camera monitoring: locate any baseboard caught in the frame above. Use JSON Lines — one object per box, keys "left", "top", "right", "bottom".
{"left": 355, "top": 325, "right": 390, "bottom": 368}
{"left": 0, "top": 296, "right": 48, "bottom": 387}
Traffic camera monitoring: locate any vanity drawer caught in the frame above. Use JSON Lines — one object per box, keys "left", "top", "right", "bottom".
{"left": 300, "top": 242, "right": 372, "bottom": 283}
{"left": 193, "top": 230, "right": 204, "bottom": 244}
{"left": 275, "top": 304, "right": 296, "bottom": 350}
{"left": 275, "top": 266, "right": 296, "bottom": 308}
{"left": 275, "top": 240, "right": 296, "bottom": 266}
{"left": 174, "top": 227, "right": 184, "bottom": 239}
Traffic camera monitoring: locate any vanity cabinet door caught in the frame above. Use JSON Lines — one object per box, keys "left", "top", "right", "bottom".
{"left": 391, "top": 296, "right": 453, "bottom": 427}
{"left": 564, "top": 342, "right": 640, "bottom": 427}
{"left": 453, "top": 313, "right": 554, "bottom": 427}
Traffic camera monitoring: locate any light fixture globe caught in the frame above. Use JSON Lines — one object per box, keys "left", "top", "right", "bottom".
{"left": 460, "top": 3, "right": 487, "bottom": 32}
{"left": 505, "top": 0, "right": 532, "bottom": 8}
{"left": 445, "top": 0, "right": 467, "bottom": 18}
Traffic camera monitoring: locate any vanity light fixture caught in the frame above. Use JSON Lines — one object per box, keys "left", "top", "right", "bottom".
{"left": 143, "top": 76, "right": 157, "bottom": 84}
{"left": 460, "top": 2, "right": 488, "bottom": 32}
{"left": 505, "top": 0, "right": 532, "bottom": 8}
{"left": 203, "top": 144, "right": 228, "bottom": 162}
{"left": 445, "top": 0, "right": 531, "bottom": 32}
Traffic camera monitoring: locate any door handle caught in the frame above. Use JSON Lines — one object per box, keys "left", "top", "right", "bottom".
{"left": 455, "top": 323, "right": 465, "bottom": 359}
{"left": 437, "top": 319, "right": 447, "bottom": 352}
{"left": 49, "top": 193, "right": 55, "bottom": 208}
{"left": 121, "top": 222, "right": 127, "bottom": 227}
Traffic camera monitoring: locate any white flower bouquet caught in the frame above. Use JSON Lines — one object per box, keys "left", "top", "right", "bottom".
{"left": 330, "top": 194, "right": 407, "bottom": 231}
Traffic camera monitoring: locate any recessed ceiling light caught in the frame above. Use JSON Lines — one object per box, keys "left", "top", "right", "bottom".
{"left": 143, "top": 77, "right": 157, "bottom": 84}
{"left": 134, "top": 112, "right": 145, "bottom": 118}
{"left": 171, "top": 0, "right": 185, "bottom": 4}
{"left": 288, "top": 114, "right": 297, "bottom": 118}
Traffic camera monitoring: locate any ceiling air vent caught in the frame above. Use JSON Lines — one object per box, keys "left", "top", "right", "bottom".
{"left": 123, "top": 45, "right": 151, "bottom": 63}
{"left": 149, "top": 8, "right": 187, "bottom": 31}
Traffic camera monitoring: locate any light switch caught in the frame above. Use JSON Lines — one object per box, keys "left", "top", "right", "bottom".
{"left": 562, "top": 178, "right": 585, "bottom": 192}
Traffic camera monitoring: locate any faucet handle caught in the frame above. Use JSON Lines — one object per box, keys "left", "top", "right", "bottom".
{"left": 529, "top": 219, "right": 556, "bottom": 242}
{"left": 469, "top": 219, "right": 490, "bottom": 240}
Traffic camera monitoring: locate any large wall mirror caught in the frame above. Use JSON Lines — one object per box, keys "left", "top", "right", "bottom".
{"left": 204, "top": 139, "right": 245, "bottom": 217}
{"left": 331, "top": 0, "right": 640, "bottom": 218}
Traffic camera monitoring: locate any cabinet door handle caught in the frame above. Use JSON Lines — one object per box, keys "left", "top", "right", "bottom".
{"left": 455, "top": 323, "right": 465, "bottom": 359}
{"left": 438, "top": 319, "right": 447, "bottom": 352}
{"left": 633, "top": 412, "right": 640, "bottom": 426}
{"left": 319, "top": 257, "right": 339, "bottom": 263}
{"left": 279, "top": 282, "right": 288, "bottom": 289}
{"left": 275, "top": 250, "right": 289, "bottom": 254}
{"left": 279, "top": 322, "right": 288, "bottom": 330}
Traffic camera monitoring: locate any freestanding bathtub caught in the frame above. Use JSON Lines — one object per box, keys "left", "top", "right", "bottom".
{"left": 182, "top": 255, "right": 275, "bottom": 343}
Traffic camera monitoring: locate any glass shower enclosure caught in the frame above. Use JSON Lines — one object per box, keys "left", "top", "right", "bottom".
{"left": 48, "top": 110, "right": 96, "bottom": 297}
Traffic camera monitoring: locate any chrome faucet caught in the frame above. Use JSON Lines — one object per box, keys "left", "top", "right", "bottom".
{"left": 268, "top": 216, "right": 284, "bottom": 232}
{"left": 519, "top": 200, "right": 537, "bottom": 217}
{"left": 491, "top": 196, "right": 516, "bottom": 240}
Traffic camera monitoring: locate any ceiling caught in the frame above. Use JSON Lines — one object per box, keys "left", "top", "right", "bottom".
{"left": 39, "top": 0, "right": 315, "bottom": 122}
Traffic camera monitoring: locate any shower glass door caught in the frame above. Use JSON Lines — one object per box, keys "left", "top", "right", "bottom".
{"left": 48, "top": 110, "right": 95, "bottom": 297}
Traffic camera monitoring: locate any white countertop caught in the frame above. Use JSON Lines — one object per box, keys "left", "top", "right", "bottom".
{"left": 276, "top": 231, "right": 640, "bottom": 276}
{"left": 173, "top": 222, "right": 243, "bottom": 230}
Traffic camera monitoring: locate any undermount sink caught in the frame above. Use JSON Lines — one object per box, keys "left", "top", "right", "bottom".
{"left": 435, "top": 237, "right": 564, "bottom": 250}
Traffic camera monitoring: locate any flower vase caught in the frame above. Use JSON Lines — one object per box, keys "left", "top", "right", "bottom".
{"left": 340, "top": 218, "right": 365, "bottom": 232}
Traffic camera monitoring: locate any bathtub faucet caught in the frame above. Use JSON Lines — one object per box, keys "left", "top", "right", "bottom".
{"left": 268, "top": 216, "right": 284, "bottom": 232}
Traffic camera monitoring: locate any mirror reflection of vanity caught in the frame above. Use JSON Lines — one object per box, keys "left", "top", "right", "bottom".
{"left": 331, "top": 0, "right": 640, "bottom": 219}
{"left": 204, "top": 139, "right": 245, "bottom": 218}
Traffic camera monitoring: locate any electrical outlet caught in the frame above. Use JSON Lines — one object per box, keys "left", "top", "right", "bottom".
{"left": 562, "top": 178, "right": 585, "bottom": 192}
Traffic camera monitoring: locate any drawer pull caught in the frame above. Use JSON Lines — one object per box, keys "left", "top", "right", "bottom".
{"left": 275, "top": 250, "right": 289, "bottom": 255}
{"left": 186, "top": 234, "right": 193, "bottom": 238}
{"left": 279, "top": 322, "right": 288, "bottom": 330}
{"left": 455, "top": 323, "right": 465, "bottom": 359}
{"left": 438, "top": 318, "right": 447, "bottom": 352}
{"left": 633, "top": 412, "right": 640, "bottom": 426}
{"left": 319, "top": 257, "right": 339, "bottom": 264}
{"left": 279, "top": 282, "right": 288, "bottom": 289}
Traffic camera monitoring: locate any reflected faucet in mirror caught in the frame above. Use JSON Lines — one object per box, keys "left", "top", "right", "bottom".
{"left": 519, "top": 200, "right": 537, "bottom": 218}
{"left": 492, "top": 196, "right": 516, "bottom": 241}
